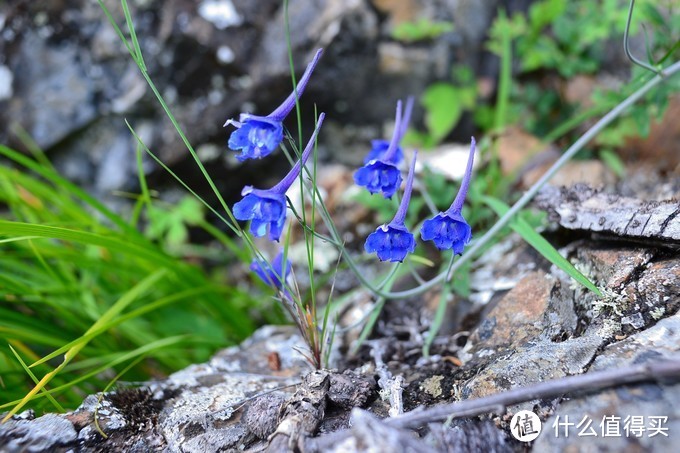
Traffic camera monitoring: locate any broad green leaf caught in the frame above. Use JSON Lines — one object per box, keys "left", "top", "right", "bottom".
{"left": 422, "top": 83, "right": 462, "bottom": 143}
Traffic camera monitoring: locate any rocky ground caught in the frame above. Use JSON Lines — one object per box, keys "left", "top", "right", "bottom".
{"left": 2, "top": 166, "right": 678, "bottom": 451}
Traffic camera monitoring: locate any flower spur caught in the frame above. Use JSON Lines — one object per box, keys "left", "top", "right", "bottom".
{"left": 232, "top": 113, "right": 325, "bottom": 241}
{"left": 364, "top": 151, "right": 418, "bottom": 262}
{"left": 354, "top": 100, "right": 408, "bottom": 198}
{"left": 420, "top": 137, "right": 476, "bottom": 253}
{"left": 225, "top": 48, "right": 323, "bottom": 161}
{"left": 363, "top": 96, "right": 414, "bottom": 166}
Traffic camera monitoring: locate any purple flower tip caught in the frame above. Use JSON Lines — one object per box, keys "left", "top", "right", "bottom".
{"left": 353, "top": 160, "right": 402, "bottom": 198}
{"left": 362, "top": 96, "right": 414, "bottom": 165}
{"left": 420, "top": 210, "right": 472, "bottom": 253}
{"left": 364, "top": 223, "right": 416, "bottom": 262}
{"left": 228, "top": 115, "right": 283, "bottom": 161}
{"left": 354, "top": 100, "right": 405, "bottom": 198}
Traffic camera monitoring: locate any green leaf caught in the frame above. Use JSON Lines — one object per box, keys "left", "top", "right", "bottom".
{"left": 482, "top": 196, "right": 601, "bottom": 296}
{"left": 422, "top": 83, "right": 462, "bottom": 143}
{"left": 598, "top": 149, "right": 626, "bottom": 178}
{"left": 528, "top": 0, "right": 566, "bottom": 30}
{"left": 391, "top": 18, "right": 454, "bottom": 42}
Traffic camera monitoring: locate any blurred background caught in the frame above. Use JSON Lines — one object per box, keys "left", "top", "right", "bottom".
{"left": 1, "top": 1, "right": 678, "bottom": 207}
{"left": 0, "top": 0, "right": 503, "bottom": 209}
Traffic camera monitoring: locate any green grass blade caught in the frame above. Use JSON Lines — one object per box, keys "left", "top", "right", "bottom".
{"left": 0, "top": 145, "right": 142, "bottom": 238}
{"left": 493, "top": 9, "right": 512, "bottom": 132}
{"left": 482, "top": 196, "right": 602, "bottom": 295}
{"left": 0, "top": 269, "right": 167, "bottom": 420}
{"left": 0, "top": 221, "right": 174, "bottom": 267}
{"left": 422, "top": 255, "right": 455, "bottom": 358}
{"left": 124, "top": 122, "right": 239, "bottom": 235}
{"left": 29, "top": 269, "right": 167, "bottom": 368}
{"left": 26, "top": 286, "right": 216, "bottom": 365}
{"left": 8, "top": 345, "right": 65, "bottom": 413}
{"left": 121, "top": 0, "right": 146, "bottom": 71}
{"left": 0, "top": 336, "right": 187, "bottom": 410}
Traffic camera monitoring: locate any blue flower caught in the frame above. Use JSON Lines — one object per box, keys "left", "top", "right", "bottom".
{"left": 225, "top": 48, "right": 323, "bottom": 161}
{"left": 420, "top": 137, "right": 476, "bottom": 253}
{"left": 353, "top": 161, "right": 402, "bottom": 198}
{"left": 354, "top": 100, "right": 411, "bottom": 198}
{"left": 233, "top": 113, "right": 325, "bottom": 241}
{"left": 250, "top": 250, "right": 292, "bottom": 291}
{"left": 365, "top": 152, "right": 418, "bottom": 262}
{"left": 362, "top": 96, "right": 413, "bottom": 165}
{"left": 227, "top": 115, "right": 283, "bottom": 161}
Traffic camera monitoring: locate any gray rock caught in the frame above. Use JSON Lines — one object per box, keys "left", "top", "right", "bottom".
{"left": 534, "top": 314, "right": 680, "bottom": 452}
{"left": 0, "top": 413, "right": 76, "bottom": 453}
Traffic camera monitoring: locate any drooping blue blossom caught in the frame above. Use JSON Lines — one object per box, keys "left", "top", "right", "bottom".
{"left": 225, "top": 48, "right": 323, "bottom": 161}
{"left": 354, "top": 100, "right": 408, "bottom": 198}
{"left": 250, "top": 250, "right": 292, "bottom": 291}
{"left": 362, "top": 96, "right": 414, "bottom": 165}
{"left": 420, "top": 137, "right": 476, "bottom": 254}
{"left": 364, "top": 152, "right": 418, "bottom": 262}
{"left": 233, "top": 113, "right": 325, "bottom": 241}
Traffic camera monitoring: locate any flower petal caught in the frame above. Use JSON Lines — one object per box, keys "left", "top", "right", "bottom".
{"left": 228, "top": 116, "right": 283, "bottom": 161}
{"left": 365, "top": 224, "right": 415, "bottom": 263}
{"left": 420, "top": 211, "right": 471, "bottom": 253}
{"left": 364, "top": 140, "right": 404, "bottom": 165}
{"left": 354, "top": 160, "right": 402, "bottom": 198}
{"left": 233, "top": 189, "right": 287, "bottom": 240}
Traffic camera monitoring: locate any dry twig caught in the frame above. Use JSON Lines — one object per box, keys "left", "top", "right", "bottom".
{"left": 308, "top": 358, "right": 680, "bottom": 450}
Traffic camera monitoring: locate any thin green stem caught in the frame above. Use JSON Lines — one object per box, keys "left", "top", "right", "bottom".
{"left": 99, "top": 1, "right": 239, "bottom": 234}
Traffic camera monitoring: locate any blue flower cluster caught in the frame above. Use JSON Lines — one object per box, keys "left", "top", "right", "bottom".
{"left": 250, "top": 250, "right": 292, "bottom": 292}
{"left": 364, "top": 152, "right": 418, "bottom": 262}
{"left": 233, "top": 113, "right": 325, "bottom": 242}
{"left": 227, "top": 46, "right": 477, "bottom": 283}
{"left": 420, "top": 137, "right": 476, "bottom": 254}
{"left": 363, "top": 134, "right": 476, "bottom": 262}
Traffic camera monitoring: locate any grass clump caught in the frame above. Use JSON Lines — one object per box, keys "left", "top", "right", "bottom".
{"left": 0, "top": 144, "right": 262, "bottom": 414}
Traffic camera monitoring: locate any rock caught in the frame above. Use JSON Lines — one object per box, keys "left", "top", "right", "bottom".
{"left": 2, "top": 236, "right": 680, "bottom": 451}
{"left": 496, "top": 127, "right": 546, "bottom": 176}
{"left": 243, "top": 393, "right": 286, "bottom": 440}
{"left": 626, "top": 94, "right": 680, "bottom": 168}
{"left": 534, "top": 313, "right": 680, "bottom": 452}
{"left": 328, "top": 370, "right": 377, "bottom": 409}
{"left": 0, "top": 0, "right": 506, "bottom": 212}
{"left": 467, "top": 270, "right": 554, "bottom": 351}
{"left": 536, "top": 184, "right": 680, "bottom": 245}
{"left": 328, "top": 408, "right": 434, "bottom": 453}
{"left": 0, "top": 65, "right": 13, "bottom": 101}
{"left": 426, "top": 419, "right": 513, "bottom": 453}
{"left": 455, "top": 238, "right": 678, "bottom": 409}
{"left": 522, "top": 159, "right": 617, "bottom": 189}
{"left": 0, "top": 413, "right": 77, "bottom": 453}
